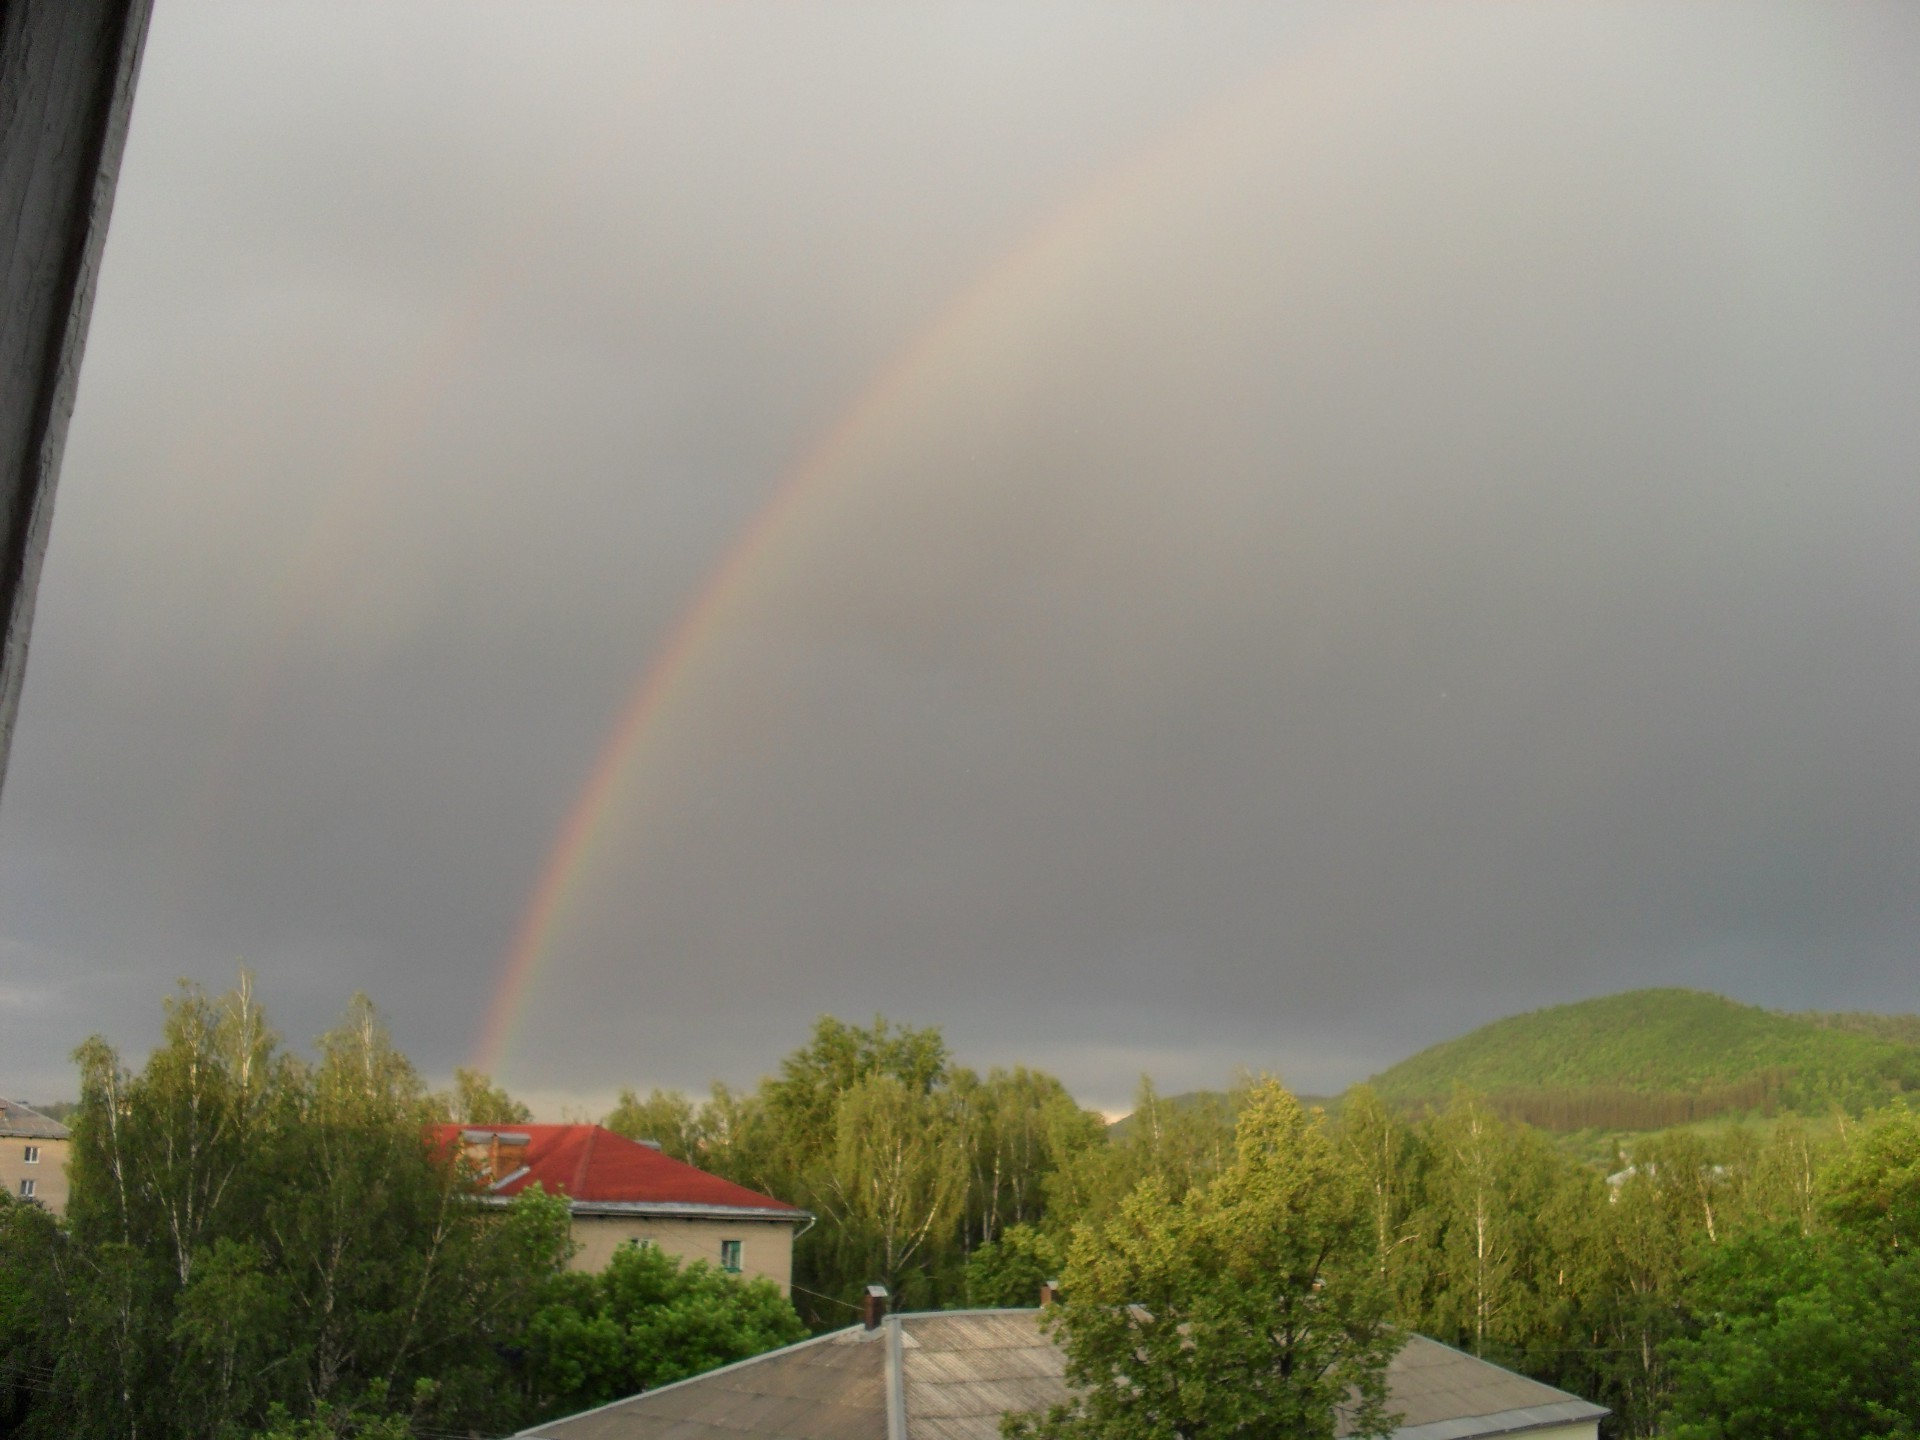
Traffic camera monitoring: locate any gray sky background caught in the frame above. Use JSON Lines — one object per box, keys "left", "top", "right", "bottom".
{"left": 4, "top": 1, "right": 1919, "bottom": 1114}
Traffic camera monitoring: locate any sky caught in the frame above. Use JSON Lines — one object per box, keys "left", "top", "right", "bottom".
{"left": 4, "top": 1, "right": 1920, "bottom": 1114}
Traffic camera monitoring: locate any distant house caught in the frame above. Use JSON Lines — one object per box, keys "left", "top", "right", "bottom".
{"left": 431, "top": 1124, "right": 808, "bottom": 1293}
{"left": 0, "top": 1101, "right": 71, "bottom": 1216}
{"left": 515, "top": 1305, "right": 1607, "bottom": 1440}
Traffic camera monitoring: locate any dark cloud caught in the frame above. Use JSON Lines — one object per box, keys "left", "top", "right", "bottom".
{"left": 4, "top": 2, "right": 1919, "bottom": 1110}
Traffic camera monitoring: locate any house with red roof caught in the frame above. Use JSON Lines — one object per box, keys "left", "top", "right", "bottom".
{"left": 432, "top": 1124, "right": 809, "bottom": 1294}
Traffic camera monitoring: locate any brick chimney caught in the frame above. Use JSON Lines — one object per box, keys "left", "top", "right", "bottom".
{"left": 1039, "top": 1279, "right": 1060, "bottom": 1308}
{"left": 863, "top": 1284, "right": 889, "bottom": 1330}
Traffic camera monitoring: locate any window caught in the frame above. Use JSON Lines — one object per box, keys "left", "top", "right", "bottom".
{"left": 620, "top": 1236, "right": 656, "bottom": 1252}
{"left": 17, "top": 1179, "right": 33, "bottom": 1199}
{"left": 719, "top": 1239, "right": 742, "bottom": 1273}
{"left": 22, "top": 1145, "right": 38, "bottom": 1164}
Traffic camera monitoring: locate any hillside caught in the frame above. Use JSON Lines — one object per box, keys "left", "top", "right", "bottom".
{"left": 1795, "top": 1009, "right": 1920, "bottom": 1048}
{"left": 1365, "top": 988, "right": 1920, "bottom": 1129}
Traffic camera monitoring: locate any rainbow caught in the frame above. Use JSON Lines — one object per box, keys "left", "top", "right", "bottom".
{"left": 471, "top": 17, "right": 1387, "bottom": 1076}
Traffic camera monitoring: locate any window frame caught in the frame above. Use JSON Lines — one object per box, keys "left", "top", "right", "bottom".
{"left": 22, "top": 1144, "right": 38, "bottom": 1164}
{"left": 719, "top": 1238, "right": 742, "bottom": 1273}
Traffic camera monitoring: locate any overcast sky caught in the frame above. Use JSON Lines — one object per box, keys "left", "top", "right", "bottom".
{"left": 5, "top": 1, "right": 1919, "bottom": 1113}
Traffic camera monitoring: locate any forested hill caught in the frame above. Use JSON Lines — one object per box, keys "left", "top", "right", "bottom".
{"left": 1365, "top": 988, "right": 1920, "bottom": 1130}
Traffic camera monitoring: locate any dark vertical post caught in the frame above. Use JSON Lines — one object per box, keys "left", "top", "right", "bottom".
{"left": 0, "top": 0, "right": 153, "bottom": 795}
{"left": 863, "top": 1284, "right": 889, "bottom": 1330}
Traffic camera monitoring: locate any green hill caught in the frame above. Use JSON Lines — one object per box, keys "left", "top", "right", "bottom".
{"left": 1365, "top": 988, "right": 1920, "bottom": 1130}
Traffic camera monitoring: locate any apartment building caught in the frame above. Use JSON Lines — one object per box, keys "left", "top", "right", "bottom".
{"left": 432, "top": 1123, "right": 809, "bottom": 1294}
{"left": 0, "top": 1101, "right": 70, "bottom": 1215}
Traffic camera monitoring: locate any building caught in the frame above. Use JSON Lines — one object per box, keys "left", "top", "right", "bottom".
{"left": 432, "top": 1124, "right": 808, "bottom": 1293}
{"left": 0, "top": 1101, "right": 71, "bottom": 1216}
{"left": 516, "top": 1304, "right": 1607, "bottom": 1440}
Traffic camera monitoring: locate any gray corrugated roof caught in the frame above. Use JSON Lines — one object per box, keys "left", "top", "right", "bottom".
{"left": 1373, "top": 1334, "right": 1604, "bottom": 1434}
{"left": 899, "top": 1310, "right": 1074, "bottom": 1440}
{"left": 0, "top": 1101, "right": 69, "bottom": 1140}
{"left": 525, "top": 1325, "right": 888, "bottom": 1440}
{"left": 520, "top": 1309, "right": 1605, "bottom": 1440}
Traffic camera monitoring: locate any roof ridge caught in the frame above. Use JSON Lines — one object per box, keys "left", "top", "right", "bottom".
{"left": 885, "top": 1314, "right": 907, "bottom": 1440}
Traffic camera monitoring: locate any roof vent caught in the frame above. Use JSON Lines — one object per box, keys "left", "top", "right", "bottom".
{"left": 1039, "top": 1279, "right": 1060, "bottom": 1307}
{"left": 863, "top": 1284, "right": 889, "bottom": 1331}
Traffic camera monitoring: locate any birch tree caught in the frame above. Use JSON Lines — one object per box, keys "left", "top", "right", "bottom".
{"left": 1008, "top": 1082, "right": 1401, "bottom": 1440}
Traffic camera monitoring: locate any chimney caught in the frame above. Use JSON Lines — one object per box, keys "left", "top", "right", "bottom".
{"left": 863, "top": 1284, "right": 890, "bottom": 1331}
{"left": 1039, "top": 1279, "right": 1060, "bottom": 1308}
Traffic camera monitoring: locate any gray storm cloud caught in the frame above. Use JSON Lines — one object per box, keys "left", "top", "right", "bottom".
{"left": 3, "top": 2, "right": 1917, "bottom": 1110}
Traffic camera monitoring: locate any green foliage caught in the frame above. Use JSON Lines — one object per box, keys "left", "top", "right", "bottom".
{"left": 617, "top": 1016, "right": 1106, "bottom": 1327}
{"left": 966, "top": 1224, "right": 1064, "bottom": 1308}
{"left": 444, "top": 1067, "right": 532, "bottom": 1125}
{"left": 604, "top": 1087, "right": 708, "bottom": 1161}
{"left": 1663, "top": 1229, "right": 1920, "bottom": 1439}
{"left": 761, "top": 1015, "right": 950, "bottom": 1160}
{"left": 523, "top": 1241, "right": 807, "bottom": 1417}
{"left": 1822, "top": 1104, "right": 1920, "bottom": 1251}
{"left": 0, "top": 1193, "right": 65, "bottom": 1432}
{"left": 248, "top": 1378, "right": 437, "bottom": 1439}
{"left": 1368, "top": 989, "right": 1920, "bottom": 1128}
{"left": 1045, "top": 1079, "right": 1237, "bottom": 1230}
{"left": 22, "top": 977, "right": 575, "bottom": 1440}
{"left": 28, "top": 984, "right": 1920, "bottom": 1440}
{"left": 817, "top": 1073, "right": 968, "bottom": 1300}
{"left": 1797, "top": 1010, "right": 1920, "bottom": 1050}
{"left": 953, "top": 1067, "right": 1103, "bottom": 1252}
{"left": 1007, "top": 1082, "right": 1401, "bottom": 1440}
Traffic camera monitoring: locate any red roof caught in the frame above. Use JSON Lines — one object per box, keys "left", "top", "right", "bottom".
{"left": 428, "top": 1124, "right": 801, "bottom": 1215}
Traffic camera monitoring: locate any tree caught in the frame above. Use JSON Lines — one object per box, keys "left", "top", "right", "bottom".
{"left": 1045, "top": 1079, "right": 1236, "bottom": 1230}
{"left": 953, "top": 1067, "right": 1104, "bottom": 1254}
{"left": 966, "top": 1222, "right": 1064, "bottom": 1308}
{"left": 1663, "top": 1227, "right": 1920, "bottom": 1439}
{"left": 1007, "top": 1082, "right": 1402, "bottom": 1440}
{"left": 445, "top": 1068, "right": 532, "bottom": 1126}
{"left": 40, "top": 980, "right": 574, "bottom": 1440}
{"left": 760, "top": 1016, "right": 949, "bottom": 1165}
{"left": 595, "top": 1018, "right": 1103, "bottom": 1325}
{"left": 1335, "top": 1087, "right": 1421, "bottom": 1305}
{"left": 0, "top": 1193, "right": 65, "bottom": 1432}
{"left": 1822, "top": 1104, "right": 1920, "bottom": 1252}
{"left": 816, "top": 1073, "right": 967, "bottom": 1305}
{"left": 604, "top": 1087, "right": 706, "bottom": 1161}
{"left": 523, "top": 1241, "right": 807, "bottom": 1418}
{"left": 700, "top": 1016, "right": 968, "bottom": 1322}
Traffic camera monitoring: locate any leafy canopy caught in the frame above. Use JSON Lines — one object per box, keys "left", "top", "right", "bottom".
{"left": 1008, "top": 1081, "right": 1401, "bottom": 1440}
{"left": 524, "top": 1241, "right": 807, "bottom": 1416}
